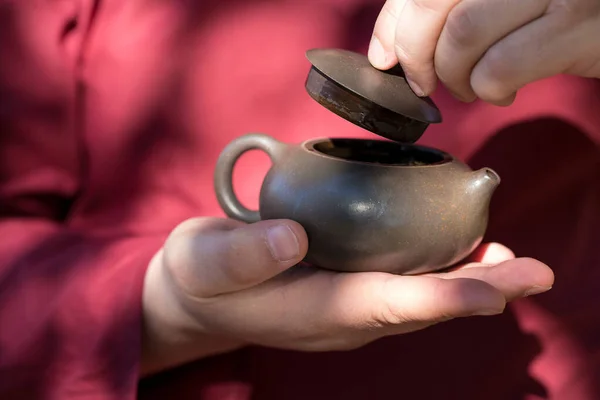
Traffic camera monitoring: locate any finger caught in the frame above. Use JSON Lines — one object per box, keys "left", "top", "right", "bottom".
{"left": 434, "top": 0, "right": 549, "bottom": 102}
{"left": 392, "top": 0, "right": 461, "bottom": 96}
{"left": 465, "top": 242, "right": 515, "bottom": 265}
{"left": 377, "top": 276, "right": 506, "bottom": 325}
{"left": 470, "top": 11, "right": 584, "bottom": 104}
{"left": 369, "top": 0, "right": 407, "bottom": 70}
{"left": 328, "top": 274, "right": 505, "bottom": 330}
{"left": 201, "top": 269, "right": 503, "bottom": 350}
{"left": 164, "top": 217, "right": 309, "bottom": 297}
{"left": 439, "top": 243, "right": 515, "bottom": 273}
{"left": 434, "top": 257, "right": 554, "bottom": 301}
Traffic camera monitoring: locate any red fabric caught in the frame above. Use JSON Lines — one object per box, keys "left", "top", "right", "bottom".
{"left": 2, "top": 0, "right": 600, "bottom": 399}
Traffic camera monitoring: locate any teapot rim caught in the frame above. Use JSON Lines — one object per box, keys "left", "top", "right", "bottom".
{"left": 299, "top": 137, "right": 455, "bottom": 168}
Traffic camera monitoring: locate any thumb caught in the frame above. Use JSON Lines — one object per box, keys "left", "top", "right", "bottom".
{"left": 163, "top": 217, "right": 308, "bottom": 298}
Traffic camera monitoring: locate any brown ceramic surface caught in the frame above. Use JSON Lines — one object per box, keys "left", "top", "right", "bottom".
{"left": 214, "top": 134, "right": 500, "bottom": 275}
{"left": 305, "top": 48, "right": 442, "bottom": 143}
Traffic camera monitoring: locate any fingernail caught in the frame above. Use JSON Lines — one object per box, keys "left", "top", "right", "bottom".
{"left": 368, "top": 36, "right": 386, "bottom": 67}
{"left": 474, "top": 308, "right": 504, "bottom": 316}
{"left": 449, "top": 89, "right": 476, "bottom": 103}
{"left": 524, "top": 286, "right": 552, "bottom": 297}
{"left": 406, "top": 78, "right": 424, "bottom": 97}
{"left": 266, "top": 225, "right": 300, "bottom": 262}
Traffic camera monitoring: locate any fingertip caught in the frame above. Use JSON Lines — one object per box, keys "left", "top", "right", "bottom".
{"left": 470, "top": 242, "right": 516, "bottom": 264}
{"left": 272, "top": 219, "right": 309, "bottom": 261}
{"left": 264, "top": 225, "right": 299, "bottom": 263}
{"left": 470, "top": 60, "right": 518, "bottom": 106}
{"left": 368, "top": 35, "right": 397, "bottom": 70}
{"left": 477, "top": 257, "right": 554, "bottom": 301}
{"left": 403, "top": 68, "right": 437, "bottom": 97}
{"left": 252, "top": 219, "right": 308, "bottom": 261}
{"left": 369, "top": 0, "right": 403, "bottom": 70}
{"left": 448, "top": 88, "right": 477, "bottom": 103}
{"left": 406, "top": 77, "right": 426, "bottom": 97}
{"left": 507, "top": 257, "right": 555, "bottom": 292}
{"left": 492, "top": 92, "right": 517, "bottom": 107}
{"left": 440, "top": 257, "right": 555, "bottom": 302}
{"left": 285, "top": 219, "right": 308, "bottom": 242}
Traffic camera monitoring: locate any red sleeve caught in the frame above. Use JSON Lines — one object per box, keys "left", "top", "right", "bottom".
{"left": 0, "top": 2, "right": 166, "bottom": 398}
{"left": 0, "top": 220, "right": 164, "bottom": 399}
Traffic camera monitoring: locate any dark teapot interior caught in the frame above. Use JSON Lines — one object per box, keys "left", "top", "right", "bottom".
{"left": 310, "top": 139, "right": 452, "bottom": 166}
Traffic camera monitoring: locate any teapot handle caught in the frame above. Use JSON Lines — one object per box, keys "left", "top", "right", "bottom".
{"left": 214, "top": 133, "right": 285, "bottom": 223}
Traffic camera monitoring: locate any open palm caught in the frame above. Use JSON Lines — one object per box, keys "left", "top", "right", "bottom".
{"left": 154, "top": 218, "right": 554, "bottom": 353}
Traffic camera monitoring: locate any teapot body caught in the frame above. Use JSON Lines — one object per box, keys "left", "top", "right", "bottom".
{"left": 215, "top": 134, "right": 499, "bottom": 275}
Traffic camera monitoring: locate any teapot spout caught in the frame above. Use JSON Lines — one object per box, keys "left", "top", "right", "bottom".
{"left": 469, "top": 167, "right": 501, "bottom": 197}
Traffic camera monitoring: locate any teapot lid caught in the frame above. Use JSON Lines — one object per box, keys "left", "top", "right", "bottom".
{"left": 305, "top": 48, "right": 442, "bottom": 143}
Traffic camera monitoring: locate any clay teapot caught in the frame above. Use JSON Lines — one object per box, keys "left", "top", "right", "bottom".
{"left": 214, "top": 134, "right": 500, "bottom": 275}
{"left": 213, "top": 48, "right": 500, "bottom": 275}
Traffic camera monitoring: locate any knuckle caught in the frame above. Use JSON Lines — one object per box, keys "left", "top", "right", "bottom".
{"left": 162, "top": 239, "right": 201, "bottom": 296}
{"left": 476, "top": 46, "right": 512, "bottom": 85}
{"left": 433, "top": 55, "right": 472, "bottom": 97}
{"left": 218, "top": 238, "right": 266, "bottom": 286}
{"left": 394, "top": 43, "right": 434, "bottom": 77}
{"left": 433, "top": 59, "right": 457, "bottom": 89}
{"left": 164, "top": 218, "right": 214, "bottom": 271}
{"left": 375, "top": 300, "right": 406, "bottom": 326}
{"left": 326, "top": 274, "right": 394, "bottom": 330}
{"left": 444, "top": 3, "right": 482, "bottom": 47}
{"left": 424, "top": 279, "right": 455, "bottom": 322}
{"left": 473, "top": 42, "right": 526, "bottom": 103}
{"left": 163, "top": 217, "right": 235, "bottom": 297}
{"left": 163, "top": 223, "right": 194, "bottom": 274}
{"left": 170, "top": 217, "right": 224, "bottom": 239}
{"left": 370, "top": 276, "right": 409, "bottom": 327}
{"left": 162, "top": 232, "right": 216, "bottom": 297}
{"left": 323, "top": 274, "right": 369, "bottom": 330}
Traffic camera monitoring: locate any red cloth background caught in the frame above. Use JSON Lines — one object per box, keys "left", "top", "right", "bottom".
{"left": 2, "top": 0, "right": 600, "bottom": 399}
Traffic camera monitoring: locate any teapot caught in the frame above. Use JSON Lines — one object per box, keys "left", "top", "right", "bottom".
{"left": 214, "top": 49, "right": 500, "bottom": 275}
{"left": 214, "top": 133, "right": 499, "bottom": 275}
